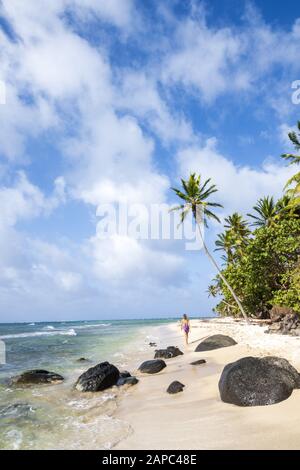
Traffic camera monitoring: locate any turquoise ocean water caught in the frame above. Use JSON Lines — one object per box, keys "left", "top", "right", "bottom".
{"left": 0, "top": 319, "right": 175, "bottom": 449}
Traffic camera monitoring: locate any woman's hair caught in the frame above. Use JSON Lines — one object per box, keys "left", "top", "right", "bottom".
{"left": 183, "top": 314, "right": 188, "bottom": 320}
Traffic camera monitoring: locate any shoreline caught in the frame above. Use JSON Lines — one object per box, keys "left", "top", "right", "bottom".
{"left": 114, "top": 318, "right": 300, "bottom": 450}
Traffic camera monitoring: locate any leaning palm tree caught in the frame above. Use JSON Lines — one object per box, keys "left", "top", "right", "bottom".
{"left": 171, "top": 173, "right": 249, "bottom": 322}
{"left": 247, "top": 196, "right": 277, "bottom": 227}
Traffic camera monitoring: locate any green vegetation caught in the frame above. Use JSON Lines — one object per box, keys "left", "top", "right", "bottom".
{"left": 282, "top": 121, "right": 300, "bottom": 208}
{"left": 208, "top": 123, "right": 300, "bottom": 318}
{"left": 172, "top": 122, "right": 300, "bottom": 319}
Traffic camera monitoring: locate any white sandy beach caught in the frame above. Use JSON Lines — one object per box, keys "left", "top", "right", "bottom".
{"left": 115, "top": 318, "right": 300, "bottom": 450}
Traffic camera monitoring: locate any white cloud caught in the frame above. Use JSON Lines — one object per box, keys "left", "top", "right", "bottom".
{"left": 1, "top": 0, "right": 135, "bottom": 34}
{"left": 162, "top": 17, "right": 245, "bottom": 102}
{"left": 0, "top": 1, "right": 187, "bottom": 315}
{"left": 0, "top": 172, "right": 65, "bottom": 227}
{"left": 177, "top": 137, "right": 295, "bottom": 215}
{"left": 117, "top": 71, "right": 195, "bottom": 144}
{"left": 160, "top": 5, "right": 300, "bottom": 109}
{"left": 1, "top": 1, "right": 300, "bottom": 320}
{"left": 88, "top": 233, "right": 183, "bottom": 282}
{"left": 55, "top": 270, "right": 82, "bottom": 291}
{"left": 69, "top": 0, "right": 136, "bottom": 29}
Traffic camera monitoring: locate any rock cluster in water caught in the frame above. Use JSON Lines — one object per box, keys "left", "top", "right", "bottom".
{"left": 75, "top": 362, "right": 120, "bottom": 392}
{"left": 11, "top": 370, "right": 64, "bottom": 385}
{"left": 219, "top": 356, "right": 300, "bottom": 406}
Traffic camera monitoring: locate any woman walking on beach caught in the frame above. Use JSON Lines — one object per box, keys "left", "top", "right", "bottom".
{"left": 181, "top": 314, "right": 190, "bottom": 345}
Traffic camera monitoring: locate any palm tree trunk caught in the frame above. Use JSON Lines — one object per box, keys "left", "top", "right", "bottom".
{"left": 196, "top": 223, "right": 249, "bottom": 323}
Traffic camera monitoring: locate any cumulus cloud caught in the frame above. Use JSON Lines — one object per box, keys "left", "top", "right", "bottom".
{"left": 117, "top": 71, "right": 195, "bottom": 145}
{"left": 0, "top": 172, "right": 66, "bottom": 226}
{"left": 177, "top": 138, "right": 295, "bottom": 216}
{"left": 160, "top": 3, "right": 300, "bottom": 109}
{"left": 162, "top": 17, "right": 245, "bottom": 102}
{"left": 0, "top": 1, "right": 299, "bottom": 320}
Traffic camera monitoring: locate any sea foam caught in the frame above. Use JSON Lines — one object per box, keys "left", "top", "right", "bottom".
{"left": 0, "top": 329, "right": 77, "bottom": 339}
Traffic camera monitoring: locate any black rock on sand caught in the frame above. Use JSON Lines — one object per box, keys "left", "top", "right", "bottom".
{"left": 117, "top": 376, "right": 139, "bottom": 386}
{"left": 117, "top": 371, "right": 139, "bottom": 386}
{"left": 11, "top": 370, "right": 64, "bottom": 385}
{"left": 219, "top": 356, "right": 300, "bottom": 407}
{"left": 190, "top": 359, "right": 206, "bottom": 365}
{"left": 138, "top": 359, "right": 166, "bottom": 374}
{"left": 195, "top": 334, "right": 237, "bottom": 352}
{"left": 119, "top": 371, "right": 132, "bottom": 379}
{"left": 75, "top": 361, "right": 119, "bottom": 392}
{"left": 167, "top": 381, "right": 185, "bottom": 394}
{"left": 154, "top": 346, "right": 183, "bottom": 359}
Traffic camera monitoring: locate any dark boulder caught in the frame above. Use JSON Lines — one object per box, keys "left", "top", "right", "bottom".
{"left": 120, "top": 371, "right": 131, "bottom": 379}
{"left": 190, "top": 359, "right": 206, "bottom": 365}
{"left": 11, "top": 370, "right": 64, "bottom": 385}
{"left": 219, "top": 356, "right": 300, "bottom": 407}
{"left": 266, "top": 312, "right": 300, "bottom": 336}
{"left": 117, "top": 376, "right": 139, "bottom": 386}
{"left": 195, "top": 334, "right": 237, "bottom": 352}
{"left": 149, "top": 342, "right": 157, "bottom": 347}
{"left": 167, "top": 381, "right": 185, "bottom": 394}
{"left": 154, "top": 346, "right": 183, "bottom": 359}
{"left": 75, "top": 361, "right": 119, "bottom": 392}
{"left": 138, "top": 359, "right": 166, "bottom": 374}
{"left": 270, "top": 305, "right": 294, "bottom": 322}
{"left": 76, "top": 357, "right": 90, "bottom": 362}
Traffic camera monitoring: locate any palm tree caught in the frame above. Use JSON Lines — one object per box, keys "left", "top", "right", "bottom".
{"left": 281, "top": 121, "right": 300, "bottom": 206}
{"left": 215, "top": 231, "right": 235, "bottom": 263}
{"left": 275, "top": 194, "right": 300, "bottom": 218}
{"left": 281, "top": 121, "right": 300, "bottom": 165}
{"left": 223, "top": 212, "right": 251, "bottom": 257}
{"left": 224, "top": 212, "right": 250, "bottom": 237}
{"left": 247, "top": 196, "right": 277, "bottom": 227}
{"left": 207, "top": 284, "right": 219, "bottom": 298}
{"left": 171, "top": 173, "right": 249, "bottom": 322}
{"left": 215, "top": 213, "right": 250, "bottom": 264}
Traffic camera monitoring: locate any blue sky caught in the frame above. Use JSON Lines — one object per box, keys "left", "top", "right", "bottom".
{"left": 0, "top": 0, "right": 300, "bottom": 322}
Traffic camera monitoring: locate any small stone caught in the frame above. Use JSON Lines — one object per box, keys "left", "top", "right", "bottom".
{"left": 117, "top": 376, "right": 139, "bottom": 386}
{"left": 167, "top": 381, "right": 185, "bottom": 394}
{"left": 190, "top": 359, "right": 206, "bottom": 365}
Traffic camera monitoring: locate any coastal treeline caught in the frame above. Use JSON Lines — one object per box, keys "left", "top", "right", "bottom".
{"left": 208, "top": 122, "right": 300, "bottom": 318}
{"left": 172, "top": 122, "right": 300, "bottom": 320}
